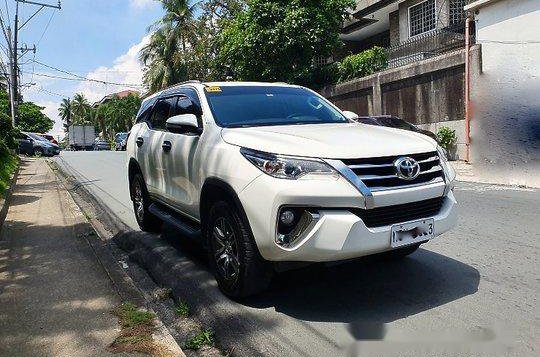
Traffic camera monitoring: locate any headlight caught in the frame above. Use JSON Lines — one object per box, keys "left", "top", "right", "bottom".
{"left": 437, "top": 145, "right": 449, "bottom": 162}
{"left": 437, "top": 146, "right": 456, "bottom": 182}
{"left": 240, "top": 148, "right": 338, "bottom": 180}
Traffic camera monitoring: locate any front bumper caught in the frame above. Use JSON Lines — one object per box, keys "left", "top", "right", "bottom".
{"left": 239, "top": 174, "right": 457, "bottom": 262}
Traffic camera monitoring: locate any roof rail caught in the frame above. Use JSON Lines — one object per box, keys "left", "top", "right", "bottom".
{"left": 164, "top": 80, "right": 202, "bottom": 90}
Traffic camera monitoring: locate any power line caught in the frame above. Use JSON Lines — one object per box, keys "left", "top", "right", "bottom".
{"left": 30, "top": 59, "right": 145, "bottom": 87}
{"left": 24, "top": 70, "right": 145, "bottom": 88}
{"left": 36, "top": 7, "right": 54, "bottom": 46}
{"left": 38, "top": 86, "right": 65, "bottom": 98}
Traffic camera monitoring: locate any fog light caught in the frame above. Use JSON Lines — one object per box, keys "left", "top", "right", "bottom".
{"left": 280, "top": 210, "right": 295, "bottom": 225}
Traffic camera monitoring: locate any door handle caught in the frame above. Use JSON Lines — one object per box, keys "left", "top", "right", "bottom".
{"left": 162, "top": 141, "right": 172, "bottom": 152}
{"left": 136, "top": 137, "right": 144, "bottom": 147}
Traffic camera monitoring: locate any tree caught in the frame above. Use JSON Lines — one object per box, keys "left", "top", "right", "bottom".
{"left": 217, "top": 0, "right": 354, "bottom": 85}
{"left": 71, "top": 93, "right": 91, "bottom": 124}
{"left": 17, "top": 102, "right": 54, "bottom": 133}
{"left": 58, "top": 98, "right": 73, "bottom": 131}
{"left": 141, "top": 0, "right": 201, "bottom": 92}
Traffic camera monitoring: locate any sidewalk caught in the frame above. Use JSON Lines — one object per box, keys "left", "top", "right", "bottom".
{"left": 0, "top": 158, "right": 128, "bottom": 356}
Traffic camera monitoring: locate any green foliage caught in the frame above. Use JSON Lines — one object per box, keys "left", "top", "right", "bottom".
{"left": 184, "top": 329, "right": 215, "bottom": 350}
{"left": 59, "top": 92, "right": 141, "bottom": 141}
{"left": 17, "top": 102, "right": 54, "bottom": 133}
{"left": 217, "top": 0, "right": 354, "bottom": 85}
{"left": 114, "top": 302, "right": 155, "bottom": 328}
{"left": 0, "top": 142, "right": 18, "bottom": 197}
{"left": 338, "top": 46, "right": 388, "bottom": 82}
{"left": 0, "top": 112, "right": 19, "bottom": 149}
{"left": 436, "top": 126, "right": 457, "bottom": 150}
{"left": 174, "top": 301, "right": 190, "bottom": 317}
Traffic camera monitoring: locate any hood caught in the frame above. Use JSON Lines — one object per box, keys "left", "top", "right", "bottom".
{"left": 221, "top": 123, "right": 437, "bottom": 159}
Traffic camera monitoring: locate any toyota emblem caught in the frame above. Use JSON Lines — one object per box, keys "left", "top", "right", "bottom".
{"left": 394, "top": 157, "right": 420, "bottom": 180}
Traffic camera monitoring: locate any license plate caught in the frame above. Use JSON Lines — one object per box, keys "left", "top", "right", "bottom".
{"left": 391, "top": 218, "right": 434, "bottom": 248}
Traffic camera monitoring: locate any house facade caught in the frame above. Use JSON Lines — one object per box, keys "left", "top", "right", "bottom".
{"left": 341, "top": 0, "right": 470, "bottom": 66}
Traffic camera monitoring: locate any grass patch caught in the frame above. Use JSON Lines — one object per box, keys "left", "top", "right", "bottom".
{"left": 0, "top": 150, "right": 17, "bottom": 198}
{"left": 115, "top": 302, "right": 155, "bottom": 328}
{"left": 174, "top": 301, "right": 190, "bottom": 317}
{"left": 109, "top": 302, "right": 173, "bottom": 356}
{"left": 185, "top": 329, "right": 215, "bottom": 350}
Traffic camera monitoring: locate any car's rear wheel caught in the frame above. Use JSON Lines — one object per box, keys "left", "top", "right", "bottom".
{"left": 206, "top": 201, "right": 272, "bottom": 298}
{"left": 131, "top": 173, "right": 162, "bottom": 233}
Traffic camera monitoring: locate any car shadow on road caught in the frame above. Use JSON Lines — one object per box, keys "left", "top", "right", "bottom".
{"left": 159, "top": 224, "right": 480, "bottom": 325}
{"left": 245, "top": 248, "right": 480, "bottom": 325}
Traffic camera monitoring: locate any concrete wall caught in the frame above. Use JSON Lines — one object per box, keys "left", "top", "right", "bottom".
{"left": 389, "top": 10, "right": 400, "bottom": 46}
{"left": 321, "top": 46, "right": 479, "bottom": 159}
{"left": 468, "top": 0, "right": 540, "bottom": 187}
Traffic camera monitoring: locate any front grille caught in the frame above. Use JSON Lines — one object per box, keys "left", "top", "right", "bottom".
{"left": 352, "top": 197, "right": 445, "bottom": 228}
{"left": 341, "top": 151, "right": 444, "bottom": 191}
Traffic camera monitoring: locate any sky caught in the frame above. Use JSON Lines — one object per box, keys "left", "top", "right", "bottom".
{"left": 1, "top": 0, "right": 165, "bottom": 139}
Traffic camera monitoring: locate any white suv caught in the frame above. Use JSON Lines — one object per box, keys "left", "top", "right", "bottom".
{"left": 127, "top": 81, "right": 457, "bottom": 297}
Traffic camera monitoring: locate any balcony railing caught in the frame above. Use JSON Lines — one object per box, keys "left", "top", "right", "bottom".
{"left": 387, "top": 23, "right": 475, "bottom": 69}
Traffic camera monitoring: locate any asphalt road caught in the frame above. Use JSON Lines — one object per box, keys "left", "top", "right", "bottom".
{"left": 55, "top": 151, "right": 539, "bottom": 357}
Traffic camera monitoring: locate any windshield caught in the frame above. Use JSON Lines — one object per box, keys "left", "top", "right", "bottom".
{"left": 205, "top": 86, "right": 348, "bottom": 128}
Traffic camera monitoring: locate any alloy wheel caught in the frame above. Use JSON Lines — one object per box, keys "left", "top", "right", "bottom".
{"left": 133, "top": 179, "right": 145, "bottom": 222}
{"left": 213, "top": 217, "right": 240, "bottom": 282}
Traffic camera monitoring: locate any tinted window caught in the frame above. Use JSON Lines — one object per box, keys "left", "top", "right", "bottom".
{"left": 205, "top": 86, "right": 348, "bottom": 128}
{"left": 151, "top": 97, "right": 177, "bottom": 130}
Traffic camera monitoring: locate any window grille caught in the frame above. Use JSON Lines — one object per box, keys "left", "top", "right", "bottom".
{"left": 409, "top": 0, "right": 436, "bottom": 37}
{"left": 449, "top": 0, "right": 466, "bottom": 25}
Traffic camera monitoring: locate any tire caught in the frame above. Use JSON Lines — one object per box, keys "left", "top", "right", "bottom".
{"left": 130, "top": 173, "right": 162, "bottom": 233}
{"left": 383, "top": 243, "right": 420, "bottom": 259}
{"left": 206, "top": 201, "right": 273, "bottom": 298}
{"left": 33, "top": 147, "right": 43, "bottom": 157}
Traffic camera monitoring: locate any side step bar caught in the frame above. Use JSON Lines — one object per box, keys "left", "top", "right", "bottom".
{"left": 149, "top": 203, "right": 201, "bottom": 240}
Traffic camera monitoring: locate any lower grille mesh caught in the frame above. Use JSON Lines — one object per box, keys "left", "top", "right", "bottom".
{"left": 352, "top": 197, "right": 445, "bottom": 228}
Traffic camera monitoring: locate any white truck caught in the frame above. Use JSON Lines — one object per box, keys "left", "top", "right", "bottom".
{"left": 127, "top": 81, "right": 457, "bottom": 297}
{"left": 68, "top": 125, "right": 95, "bottom": 151}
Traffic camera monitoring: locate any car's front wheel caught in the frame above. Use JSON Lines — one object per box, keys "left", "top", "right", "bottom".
{"left": 206, "top": 201, "right": 272, "bottom": 298}
{"left": 131, "top": 173, "right": 162, "bottom": 233}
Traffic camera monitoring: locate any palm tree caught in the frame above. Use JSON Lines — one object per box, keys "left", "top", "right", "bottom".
{"left": 140, "top": 0, "right": 200, "bottom": 92}
{"left": 71, "top": 93, "right": 90, "bottom": 124}
{"left": 58, "top": 98, "right": 72, "bottom": 131}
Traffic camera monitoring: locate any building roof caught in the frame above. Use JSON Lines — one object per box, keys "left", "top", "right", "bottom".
{"left": 94, "top": 89, "right": 139, "bottom": 107}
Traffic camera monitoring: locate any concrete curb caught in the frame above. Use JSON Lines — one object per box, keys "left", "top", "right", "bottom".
{"left": 47, "top": 159, "right": 186, "bottom": 357}
{"left": 0, "top": 156, "right": 21, "bottom": 230}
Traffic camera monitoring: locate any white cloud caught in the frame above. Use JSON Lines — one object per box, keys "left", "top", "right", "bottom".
{"left": 130, "top": 0, "right": 158, "bottom": 9}
{"left": 75, "top": 35, "right": 150, "bottom": 103}
{"left": 37, "top": 100, "right": 64, "bottom": 139}
{"left": 24, "top": 35, "right": 151, "bottom": 137}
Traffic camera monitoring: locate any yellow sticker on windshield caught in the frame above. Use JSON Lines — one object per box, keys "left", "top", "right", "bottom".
{"left": 205, "top": 86, "right": 222, "bottom": 93}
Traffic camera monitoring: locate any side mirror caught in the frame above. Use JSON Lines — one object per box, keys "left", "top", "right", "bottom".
{"left": 343, "top": 110, "right": 359, "bottom": 121}
{"left": 166, "top": 114, "right": 202, "bottom": 135}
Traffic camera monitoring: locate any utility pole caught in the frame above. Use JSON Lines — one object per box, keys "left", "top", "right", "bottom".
{"left": 8, "top": 0, "right": 61, "bottom": 127}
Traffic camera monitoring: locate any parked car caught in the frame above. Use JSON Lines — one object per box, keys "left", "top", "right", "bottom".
{"left": 355, "top": 115, "right": 438, "bottom": 141}
{"left": 127, "top": 81, "right": 457, "bottom": 298}
{"left": 39, "top": 133, "right": 59, "bottom": 145}
{"left": 18, "top": 132, "right": 61, "bottom": 157}
{"left": 93, "top": 138, "right": 111, "bottom": 151}
{"left": 114, "top": 132, "right": 129, "bottom": 151}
